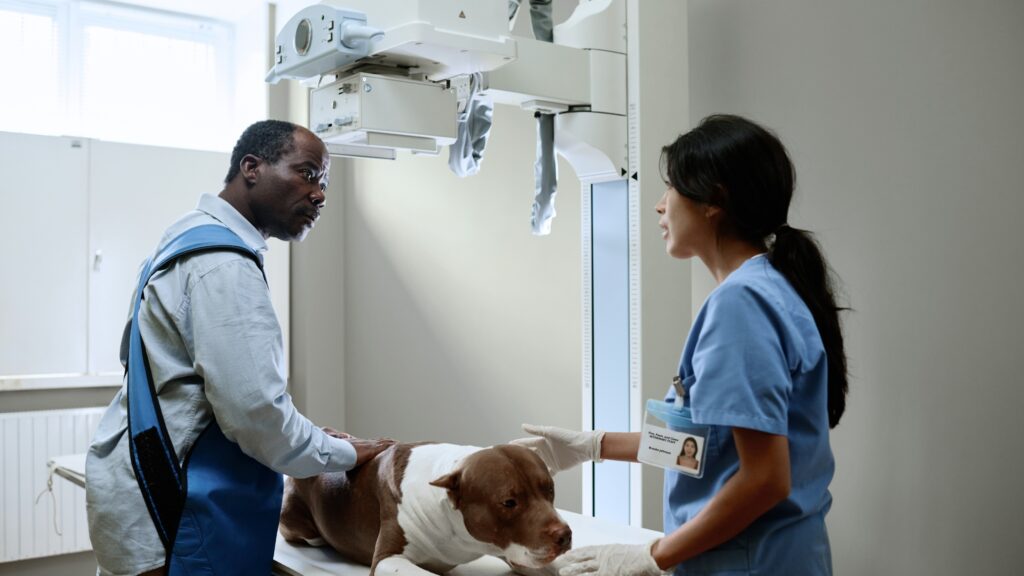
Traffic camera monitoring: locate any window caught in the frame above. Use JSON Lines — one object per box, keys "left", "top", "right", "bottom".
{"left": 0, "top": 2, "right": 62, "bottom": 135}
{"left": 77, "top": 3, "right": 234, "bottom": 149}
{"left": 0, "top": 0, "right": 264, "bottom": 151}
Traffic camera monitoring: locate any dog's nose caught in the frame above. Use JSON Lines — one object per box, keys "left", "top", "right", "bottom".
{"left": 550, "top": 524, "right": 572, "bottom": 551}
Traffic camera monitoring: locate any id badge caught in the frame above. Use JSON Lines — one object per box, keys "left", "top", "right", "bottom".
{"left": 638, "top": 398, "right": 709, "bottom": 478}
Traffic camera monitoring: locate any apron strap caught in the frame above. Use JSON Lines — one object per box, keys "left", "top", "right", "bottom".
{"left": 126, "top": 224, "right": 262, "bottom": 547}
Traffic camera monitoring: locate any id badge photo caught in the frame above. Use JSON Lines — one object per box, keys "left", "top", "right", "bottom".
{"left": 638, "top": 398, "right": 709, "bottom": 478}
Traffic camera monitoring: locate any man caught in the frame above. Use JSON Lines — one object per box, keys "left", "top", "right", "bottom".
{"left": 86, "top": 120, "right": 391, "bottom": 576}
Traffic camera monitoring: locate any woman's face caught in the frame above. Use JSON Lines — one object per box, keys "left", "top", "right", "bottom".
{"left": 683, "top": 439, "right": 697, "bottom": 457}
{"left": 655, "top": 186, "right": 716, "bottom": 260}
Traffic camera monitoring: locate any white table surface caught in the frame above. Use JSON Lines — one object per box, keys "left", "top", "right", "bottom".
{"left": 272, "top": 510, "right": 662, "bottom": 576}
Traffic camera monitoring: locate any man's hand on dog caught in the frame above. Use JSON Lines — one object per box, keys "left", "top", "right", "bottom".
{"left": 321, "top": 426, "right": 395, "bottom": 467}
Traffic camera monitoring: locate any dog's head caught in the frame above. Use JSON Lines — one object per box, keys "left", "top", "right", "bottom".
{"left": 429, "top": 444, "right": 572, "bottom": 568}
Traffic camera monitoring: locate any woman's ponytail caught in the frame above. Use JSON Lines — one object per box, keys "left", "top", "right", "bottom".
{"left": 769, "top": 225, "right": 848, "bottom": 428}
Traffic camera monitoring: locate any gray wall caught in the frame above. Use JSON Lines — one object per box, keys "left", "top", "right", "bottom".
{"left": 289, "top": 0, "right": 588, "bottom": 513}
{"left": 688, "top": 1, "right": 1024, "bottom": 574}
{"left": 288, "top": 156, "right": 351, "bottom": 430}
{"left": 336, "top": 103, "right": 585, "bottom": 511}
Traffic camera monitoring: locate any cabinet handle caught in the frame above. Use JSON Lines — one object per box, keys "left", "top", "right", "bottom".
{"left": 93, "top": 250, "right": 103, "bottom": 271}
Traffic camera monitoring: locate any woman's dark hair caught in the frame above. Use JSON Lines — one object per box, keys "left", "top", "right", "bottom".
{"left": 224, "top": 120, "right": 299, "bottom": 184}
{"left": 660, "top": 114, "right": 849, "bottom": 428}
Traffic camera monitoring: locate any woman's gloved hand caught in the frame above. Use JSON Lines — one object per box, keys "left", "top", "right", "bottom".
{"left": 557, "top": 541, "right": 667, "bottom": 576}
{"left": 511, "top": 424, "right": 605, "bottom": 474}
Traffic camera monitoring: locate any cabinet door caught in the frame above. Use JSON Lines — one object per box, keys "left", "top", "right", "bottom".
{"left": 88, "top": 141, "right": 290, "bottom": 375}
{"left": 0, "top": 133, "right": 89, "bottom": 376}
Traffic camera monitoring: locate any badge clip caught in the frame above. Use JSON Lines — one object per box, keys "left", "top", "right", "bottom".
{"left": 671, "top": 376, "right": 685, "bottom": 408}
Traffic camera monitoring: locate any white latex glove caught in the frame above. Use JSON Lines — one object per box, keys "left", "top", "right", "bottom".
{"left": 557, "top": 542, "right": 667, "bottom": 576}
{"left": 510, "top": 424, "right": 605, "bottom": 474}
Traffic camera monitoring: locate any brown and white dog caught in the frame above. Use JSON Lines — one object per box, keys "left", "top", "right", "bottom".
{"left": 279, "top": 442, "right": 572, "bottom": 575}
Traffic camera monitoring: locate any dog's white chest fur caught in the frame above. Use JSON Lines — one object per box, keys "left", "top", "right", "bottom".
{"left": 396, "top": 444, "right": 499, "bottom": 567}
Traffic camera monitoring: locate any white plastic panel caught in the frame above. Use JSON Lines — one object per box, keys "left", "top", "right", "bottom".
{"left": 589, "top": 49, "right": 626, "bottom": 115}
{"left": 485, "top": 38, "right": 590, "bottom": 107}
{"left": 555, "top": 0, "right": 626, "bottom": 54}
{"left": 321, "top": 0, "right": 515, "bottom": 80}
{"left": 0, "top": 133, "right": 89, "bottom": 377}
{"left": 311, "top": 73, "right": 457, "bottom": 149}
{"left": 556, "top": 111, "right": 627, "bottom": 181}
{"left": 327, "top": 0, "right": 511, "bottom": 46}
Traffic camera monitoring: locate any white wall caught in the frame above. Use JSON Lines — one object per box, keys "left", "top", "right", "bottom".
{"left": 688, "top": 1, "right": 1024, "bottom": 574}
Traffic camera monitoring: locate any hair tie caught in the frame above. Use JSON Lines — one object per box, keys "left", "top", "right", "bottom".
{"left": 765, "top": 223, "right": 789, "bottom": 250}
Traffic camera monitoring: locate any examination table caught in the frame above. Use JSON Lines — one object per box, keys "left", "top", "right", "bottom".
{"left": 48, "top": 454, "right": 662, "bottom": 576}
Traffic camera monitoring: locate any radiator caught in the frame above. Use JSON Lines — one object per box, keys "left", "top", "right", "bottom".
{"left": 0, "top": 407, "right": 104, "bottom": 563}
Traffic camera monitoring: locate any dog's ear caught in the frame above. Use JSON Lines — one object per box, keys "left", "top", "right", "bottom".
{"left": 429, "top": 471, "right": 461, "bottom": 507}
{"left": 429, "top": 471, "right": 460, "bottom": 491}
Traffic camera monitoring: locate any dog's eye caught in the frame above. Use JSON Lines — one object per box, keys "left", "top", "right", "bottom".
{"left": 503, "top": 499, "right": 517, "bottom": 508}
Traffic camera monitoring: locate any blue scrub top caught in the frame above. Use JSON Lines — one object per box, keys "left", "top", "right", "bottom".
{"left": 664, "top": 254, "right": 834, "bottom": 575}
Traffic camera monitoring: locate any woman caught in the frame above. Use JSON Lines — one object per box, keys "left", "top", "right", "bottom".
{"left": 675, "top": 437, "right": 700, "bottom": 471}
{"left": 518, "top": 115, "right": 848, "bottom": 575}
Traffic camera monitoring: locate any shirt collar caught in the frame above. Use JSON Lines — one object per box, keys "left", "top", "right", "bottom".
{"left": 196, "top": 193, "right": 268, "bottom": 254}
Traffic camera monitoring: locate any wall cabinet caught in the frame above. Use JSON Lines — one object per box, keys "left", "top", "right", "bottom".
{"left": 0, "top": 133, "right": 90, "bottom": 379}
{"left": 0, "top": 132, "right": 290, "bottom": 390}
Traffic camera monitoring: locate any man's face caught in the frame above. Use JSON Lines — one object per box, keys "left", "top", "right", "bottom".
{"left": 250, "top": 129, "right": 330, "bottom": 242}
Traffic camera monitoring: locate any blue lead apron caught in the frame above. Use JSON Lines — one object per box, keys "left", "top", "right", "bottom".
{"left": 127, "top": 224, "right": 283, "bottom": 575}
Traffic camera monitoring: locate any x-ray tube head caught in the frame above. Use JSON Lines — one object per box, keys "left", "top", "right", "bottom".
{"left": 294, "top": 19, "right": 313, "bottom": 55}
{"left": 265, "top": 5, "right": 381, "bottom": 84}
